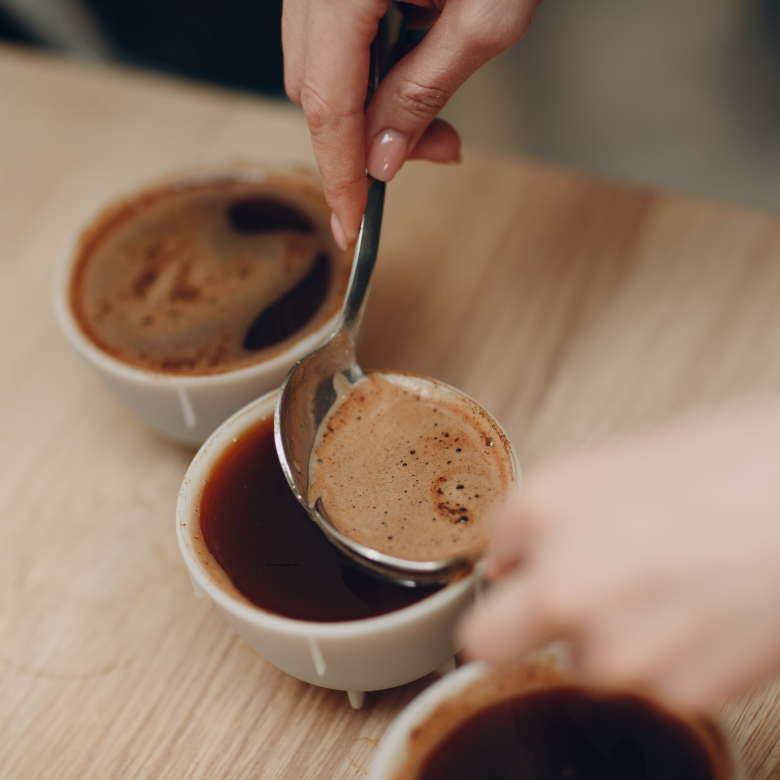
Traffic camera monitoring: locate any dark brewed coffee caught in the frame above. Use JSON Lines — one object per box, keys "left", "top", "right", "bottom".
{"left": 199, "top": 415, "right": 442, "bottom": 622}
{"left": 70, "top": 171, "right": 351, "bottom": 376}
{"left": 414, "top": 687, "right": 723, "bottom": 780}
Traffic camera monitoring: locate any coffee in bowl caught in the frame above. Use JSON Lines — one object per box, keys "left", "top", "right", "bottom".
{"left": 69, "top": 169, "right": 351, "bottom": 376}
{"left": 176, "top": 389, "right": 492, "bottom": 694}
{"left": 54, "top": 163, "right": 354, "bottom": 444}
{"left": 195, "top": 370, "right": 517, "bottom": 619}
{"left": 198, "top": 412, "right": 442, "bottom": 622}
{"left": 371, "top": 660, "right": 735, "bottom": 780}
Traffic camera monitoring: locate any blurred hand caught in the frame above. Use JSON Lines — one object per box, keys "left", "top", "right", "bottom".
{"left": 459, "top": 399, "right": 780, "bottom": 712}
{"left": 282, "top": 0, "right": 541, "bottom": 249}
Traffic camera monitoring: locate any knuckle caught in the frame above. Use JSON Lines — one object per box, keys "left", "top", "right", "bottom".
{"left": 394, "top": 79, "right": 449, "bottom": 123}
{"left": 299, "top": 81, "right": 363, "bottom": 135}
{"left": 299, "top": 83, "right": 332, "bottom": 132}
{"left": 323, "top": 177, "right": 359, "bottom": 204}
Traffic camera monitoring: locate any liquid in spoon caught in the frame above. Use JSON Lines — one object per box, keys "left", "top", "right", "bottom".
{"left": 308, "top": 373, "right": 516, "bottom": 563}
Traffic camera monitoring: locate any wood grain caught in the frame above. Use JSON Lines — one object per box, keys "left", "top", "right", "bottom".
{"left": 0, "top": 43, "right": 779, "bottom": 779}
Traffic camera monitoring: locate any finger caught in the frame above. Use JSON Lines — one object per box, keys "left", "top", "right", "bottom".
{"left": 641, "top": 611, "right": 752, "bottom": 713}
{"left": 458, "top": 569, "right": 554, "bottom": 667}
{"left": 301, "top": 0, "right": 390, "bottom": 244}
{"left": 365, "top": 0, "right": 541, "bottom": 181}
{"left": 282, "top": 0, "right": 309, "bottom": 104}
{"left": 573, "top": 576, "right": 765, "bottom": 713}
{"left": 640, "top": 585, "right": 780, "bottom": 712}
{"left": 369, "top": 119, "right": 460, "bottom": 181}
{"left": 406, "top": 118, "right": 461, "bottom": 163}
{"left": 653, "top": 633, "right": 765, "bottom": 713}
{"left": 482, "top": 498, "right": 535, "bottom": 582}
{"left": 575, "top": 591, "right": 707, "bottom": 696}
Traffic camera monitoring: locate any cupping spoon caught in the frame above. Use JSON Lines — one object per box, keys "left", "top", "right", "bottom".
{"left": 274, "top": 5, "right": 478, "bottom": 586}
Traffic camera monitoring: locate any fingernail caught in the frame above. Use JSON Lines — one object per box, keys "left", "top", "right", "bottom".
{"left": 367, "top": 129, "right": 409, "bottom": 182}
{"left": 331, "top": 212, "right": 348, "bottom": 251}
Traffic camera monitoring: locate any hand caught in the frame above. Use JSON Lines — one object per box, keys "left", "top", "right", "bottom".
{"left": 459, "top": 399, "right": 780, "bottom": 712}
{"left": 283, "top": 0, "right": 541, "bottom": 249}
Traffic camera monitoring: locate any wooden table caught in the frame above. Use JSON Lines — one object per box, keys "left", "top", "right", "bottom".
{"left": 1, "top": 43, "right": 779, "bottom": 779}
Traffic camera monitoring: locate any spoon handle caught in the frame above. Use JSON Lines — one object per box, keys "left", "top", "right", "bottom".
{"left": 337, "top": 179, "right": 386, "bottom": 337}
{"left": 335, "top": 2, "right": 403, "bottom": 338}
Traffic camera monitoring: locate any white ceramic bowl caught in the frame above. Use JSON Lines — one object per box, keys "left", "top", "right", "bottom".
{"left": 371, "top": 651, "right": 740, "bottom": 780}
{"left": 176, "top": 387, "right": 516, "bottom": 701}
{"left": 51, "top": 163, "right": 346, "bottom": 446}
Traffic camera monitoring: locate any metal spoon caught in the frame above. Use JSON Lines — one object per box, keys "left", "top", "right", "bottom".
{"left": 274, "top": 184, "right": 479, "bottom": 586}
{"left": 274, "top": 7, "right": 478, "bottom": 587}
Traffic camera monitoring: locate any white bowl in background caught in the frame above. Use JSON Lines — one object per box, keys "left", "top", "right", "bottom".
{"left": 370, "top": 649, "right": 740, "bottom": 780}
{"left": 52, "top": 162, "right": 348, "bottom": 446}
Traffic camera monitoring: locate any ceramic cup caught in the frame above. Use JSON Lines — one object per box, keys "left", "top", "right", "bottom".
{"left": 52, "top": 162, "right": 348, "bottom": 446}
{"left": 370, "top": 648, "right": 740, "bottom": 780}
{"left": 176, "top": 385, "right": 518, "bottom": 707}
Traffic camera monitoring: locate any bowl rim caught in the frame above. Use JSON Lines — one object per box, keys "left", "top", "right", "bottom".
{"left": 369, "top": 662, "right": 492, "bottom": 780}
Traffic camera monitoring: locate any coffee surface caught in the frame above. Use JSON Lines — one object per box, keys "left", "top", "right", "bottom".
{"left": 415, "top": 687, "right": 720, "bottom": 780}
{"left": 70, "top": 173, "right": 350, "bottom": 375}
{"left": 198, "top": 415, "right": 441, "bottom": 622}
{"left": 309, "top": 373, "right": 516, "bottom": 562}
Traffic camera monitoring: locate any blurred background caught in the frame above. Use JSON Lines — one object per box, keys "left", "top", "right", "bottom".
{"left": 2, "top": 0, "right": 779, "bottom": 212}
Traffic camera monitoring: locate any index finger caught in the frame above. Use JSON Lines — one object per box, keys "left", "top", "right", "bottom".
{"left": 458, "top": 568, "right": 555, "bottom": 667}
{"left": 301, "top": 0, "right": 390, "bottom": 244}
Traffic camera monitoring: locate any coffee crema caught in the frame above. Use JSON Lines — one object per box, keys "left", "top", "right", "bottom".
{"left": 308, "top": 373, "right": 516, "bottom": 562}
{"left": 197, "top": 414, "right": 441, "bottom": 622}
{"left": 70, "top": 171, "right": 351, "bottom": 376}
{"left": 393, "top": 668, "right": 729, "bottom": 780}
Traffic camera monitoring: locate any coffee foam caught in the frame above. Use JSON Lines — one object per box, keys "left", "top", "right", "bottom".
{"left": 308, "top": 373, "right": 516, "bottom": 562}
{"left": 70, "top": 172, "right": 351, "bottom": 376}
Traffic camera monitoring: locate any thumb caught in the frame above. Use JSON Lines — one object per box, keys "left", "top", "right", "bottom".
{"left": 364, "top": 0, "right": 540, "bottom": 181}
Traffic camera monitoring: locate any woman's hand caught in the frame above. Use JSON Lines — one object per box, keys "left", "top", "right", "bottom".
{"left": 282, "top": 0, "right": 541, "bottom": 249}
{"left": 460, "top": 399, "right": 780, "bottom": 712}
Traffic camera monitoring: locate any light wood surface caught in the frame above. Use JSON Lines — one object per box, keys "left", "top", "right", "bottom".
{"left": 1, "top": 43, "right": 779, "bottom": 779}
